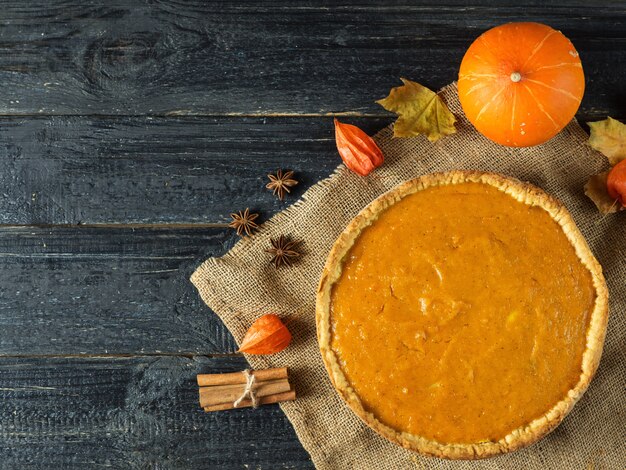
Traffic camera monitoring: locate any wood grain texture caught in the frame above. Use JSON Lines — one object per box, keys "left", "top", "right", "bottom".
{"left": 0, "top": 1, "right": 623, "bottom": 118}
{"left": 0, "top": 116, "right": 387, "bottom": 225}
{"left": 0, "top": 355, "right": 313, "bottom": 469}
{"left": 0, "top": 226, "right": 240, "bottom": 355}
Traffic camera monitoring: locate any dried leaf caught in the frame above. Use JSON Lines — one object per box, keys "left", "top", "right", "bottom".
{"left": 238, "top": 314, "right": 292, "bottom": 355}
{"left": 588, "top": 117, "right": 626, "bottom": 166}
{"left": 584, "top": 171, "right": 622, "bottom": 214}
{"left": 377, "top": 78, "right": 456, "bottom": 141}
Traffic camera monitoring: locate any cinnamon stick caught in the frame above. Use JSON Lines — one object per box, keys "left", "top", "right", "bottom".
{"left": 199, "top": 378, "right": 291, "bottom": 408}
{"left": 197, "top": 367, "right": 288, "bottom": 387}
{"left": 203, "top": 389, "right": 296, "bottom": 412}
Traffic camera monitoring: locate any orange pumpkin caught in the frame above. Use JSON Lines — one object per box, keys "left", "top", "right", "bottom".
{"left": 458, "top": 22, "right": 584, "bottom": 147}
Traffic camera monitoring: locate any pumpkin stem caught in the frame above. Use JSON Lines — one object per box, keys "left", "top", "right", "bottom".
{"left": 510, "top": 72, "right": 522, "bottom": 83}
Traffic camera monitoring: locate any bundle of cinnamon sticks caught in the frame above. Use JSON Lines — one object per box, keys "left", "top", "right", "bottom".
{"left": 197, "top": 367, "right": 295, "bottom": 412}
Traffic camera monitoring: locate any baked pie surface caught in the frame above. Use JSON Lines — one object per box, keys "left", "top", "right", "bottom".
{"left": 316, "top": 171, "right": 608, "bottom": 459}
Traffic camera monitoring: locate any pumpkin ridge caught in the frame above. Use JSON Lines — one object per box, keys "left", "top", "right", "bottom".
{"left": 529, "top": 62, "right": 583, "bottom": 73}
{"left": 522, "top": 83, "right": 560, "bottom": 129}
{"left": 521, "top": 29, "right": 558, "bottom": 70}
{"left": 475, "top": 84, "right": 507, "bottom": 123}
{"left": 464, "top": 82, "right": 491, "bottom": 96}
{"left": 510, "top": 89, "right": 518, "bottom": 131}
{"left": 459, "top": 73, "right": 499, "bottom": 80}
{"left": 523, "top": 78, "right": 582, "bottom": 103}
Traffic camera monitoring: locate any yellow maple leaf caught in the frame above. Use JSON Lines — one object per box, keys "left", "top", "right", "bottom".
{"left": 584, "top": 117, "right": 626, "bottom": 214}
{"left": 376, "top": 78, "right": 456, "bottom": 142}
{"left": 588, "top": 117, "right": 626, "bottom": 166}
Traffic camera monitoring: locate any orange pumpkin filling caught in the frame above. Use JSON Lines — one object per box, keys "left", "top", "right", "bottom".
{"left": 329, "top": 182, "right": 596, "bottom": 443}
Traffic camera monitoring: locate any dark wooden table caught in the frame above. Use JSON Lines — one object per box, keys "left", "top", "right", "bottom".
{"left": 0, "top": 1, "right": 624, "bottom": 468}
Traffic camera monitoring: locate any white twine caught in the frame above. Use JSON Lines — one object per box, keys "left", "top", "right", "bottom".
{"left": 233, "top": 369, "right": 258, "bottom": 408}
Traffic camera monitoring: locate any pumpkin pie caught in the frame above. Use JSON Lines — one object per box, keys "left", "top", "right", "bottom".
{"left": 316, "top": 171, "right": 608, "bottom": 459}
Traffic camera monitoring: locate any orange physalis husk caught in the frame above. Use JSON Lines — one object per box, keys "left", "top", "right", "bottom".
{"left": 237, "top": 313, "right": 292, "bottom": 355}
{"left": 607, "top": 159, "right": 626, "bottom": 207}
{"left": 334, "top": 118, "right": 384, "bottom": 176}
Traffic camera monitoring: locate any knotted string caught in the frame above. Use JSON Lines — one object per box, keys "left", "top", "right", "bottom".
{"left": 233, "top": 369, "right": 258, "bottom": 408}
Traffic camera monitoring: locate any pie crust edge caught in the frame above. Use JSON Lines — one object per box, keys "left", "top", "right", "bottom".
{"left": 315, "top": 170, "right": 609, "bottom": 460}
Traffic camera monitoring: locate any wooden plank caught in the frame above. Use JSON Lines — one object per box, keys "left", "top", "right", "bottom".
{"left": 0, "top": 226, "right": 241, "bottom": 355}
{"left": 0, "top": 115, "right": 387, "bottom": 225}
{"left": 0, "top": 1, "right": 623, "bottom": 118}
{"left": 0, "top": 354, "right": 313, "bottom": 469}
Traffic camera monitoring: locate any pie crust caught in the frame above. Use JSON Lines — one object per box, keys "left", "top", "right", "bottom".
{"left": 316, "top": 171, "right": 609, "bottom": 459}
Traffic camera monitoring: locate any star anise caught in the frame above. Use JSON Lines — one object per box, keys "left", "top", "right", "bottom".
{"left": 266, "top": 170, "right": 298, "bottom": 200}
{"left": 266, "top": 235, "right": 301, "bottom": 268}
{"left": 229, "top": 208, "right": 259, "bottom": 237}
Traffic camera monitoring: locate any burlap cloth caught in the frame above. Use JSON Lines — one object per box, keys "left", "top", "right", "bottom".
{"left": 191, "top": 84, "right": 625, "bottom": 469}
